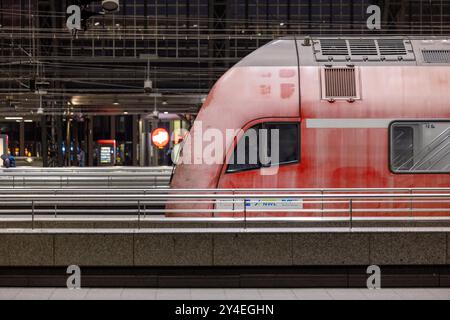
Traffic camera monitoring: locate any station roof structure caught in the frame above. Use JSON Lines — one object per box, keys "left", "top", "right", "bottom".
{"left": 0, "top": 0, "right": 449, "bottom": 116}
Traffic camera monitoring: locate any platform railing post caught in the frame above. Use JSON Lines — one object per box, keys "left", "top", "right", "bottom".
{"left": 321, "top": 189, "right": 324, "bottom": 218}
{"left": 410, "top": 189, "right": 413, "bottom": 217}
{"left": 244, "top": 199, "right": 247, "bottom": 229}
{"left": 349, "top": 199, "right": 353, "bottom": 230}
{"left": 144, "top": 190, "right": 146, "bottom": 218}
{"left": 31, "top": 200, "right": 35, "bottom": 230}
{"left": 54, "top": 190, "right": 57, "bottom": 218}
{"left": 137, "top": 200, "right": 141, "bottom": 230}
{"left": 232, "top": 190, "right": 235, "bottom": 213}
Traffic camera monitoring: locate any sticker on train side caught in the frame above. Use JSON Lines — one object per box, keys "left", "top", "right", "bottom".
{"left": 216, "top": 198, "right": 303, "bottom": 212}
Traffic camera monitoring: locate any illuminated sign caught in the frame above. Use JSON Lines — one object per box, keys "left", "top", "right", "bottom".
{"left": 100, "top": 147, "right": 112, "bottom": 164}
{"left": 151, "top": 128, "right": 170, "bottom": 149}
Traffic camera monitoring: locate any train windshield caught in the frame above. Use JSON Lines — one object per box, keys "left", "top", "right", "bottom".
{"left": 227, "top": 122, "right": 299, "bottom": 173}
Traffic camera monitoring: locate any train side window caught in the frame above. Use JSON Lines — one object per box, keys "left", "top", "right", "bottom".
{"left": 227, "top": 124, "right": 262, "bottom": 173}
{"left": 391, "top": 126, "right": 414, "bottom": 171}
{"left": 226, "top": 122, "right": 300, "bottom": 173}
{"left": 390, "top": 121, "right": 450, "bottom": 173}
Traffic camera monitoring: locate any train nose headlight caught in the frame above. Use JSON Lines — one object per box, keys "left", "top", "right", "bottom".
{"left": 102, "top": 0, "right": 119, "bottom": 12}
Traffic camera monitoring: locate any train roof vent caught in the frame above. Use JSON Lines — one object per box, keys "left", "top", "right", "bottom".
{"left": 349, "top": 39, "right": 378, "bottom": 56}
{"left": 377, "top": 39, "right": 407, "bottom": 55}
{"left": 321, "top": 67, "right": 360, "bottom": 100}
{"left": 319, "top": 39, "right": 349, "bottom": 56}
{"left": 314, "top": 38, "right": 415, "bottom": 62}
{"left": 422, "top": 50, "right": 450, "bottom": 63}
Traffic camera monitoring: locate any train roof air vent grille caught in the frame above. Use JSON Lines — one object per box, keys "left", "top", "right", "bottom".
{"left": 349, "top": 39, "right": 378, "bottom": 56}
{"left": 422, "top": 50, "right": 450, "bottom": 63}
{"left": 319, "top": 39, "right": 349, "bottom": 56}
{"left": 377, "top": 39, "right": 407, "bottom": 55}
{"left": 321, "top": 67, "right": 360, "bottom": 100}
{"left": 313, "top": 38, "right": 415, "bottom": 62}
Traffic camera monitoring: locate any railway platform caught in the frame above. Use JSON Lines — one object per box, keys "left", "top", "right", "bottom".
{"left": 1, "top": 288, "right": 449, "bottom": 300}
{"left": 1, "top": 187, "right": 450, "bottom": 289}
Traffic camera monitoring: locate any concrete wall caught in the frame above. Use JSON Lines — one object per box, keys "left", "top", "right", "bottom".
{"left": 0, "top": 232, "right": 449, "bottom": 267}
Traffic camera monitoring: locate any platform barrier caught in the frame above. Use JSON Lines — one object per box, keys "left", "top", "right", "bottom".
{"left": 0, "top": 187, "right": 450, "bottom": 227}
{"left": 1, "top": 188, "right": 450, "bottom": 268}
{"left": 0, "top": 167, "right": 172, "bottom": 189}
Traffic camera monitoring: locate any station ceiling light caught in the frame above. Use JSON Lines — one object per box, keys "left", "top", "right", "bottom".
{"left": 5, "top": 117, "right": 23, "bottom": 120}
{"left": 102, "top": 0, "right": 120, "bottom": 12}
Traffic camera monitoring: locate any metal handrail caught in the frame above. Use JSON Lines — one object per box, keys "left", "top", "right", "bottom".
{"left": 1, "top": 188, "right": 449, "bottom": 231}
{"left": 0, "top": 187, "right": 449, "bottom": 192}
{"left": 0, "top": 172, "right": 171, "bottom": 176}
{"left": 0, "top": 167, "right": 172, "bottom": 189}
{"left": 0, "top": 192, "right": 449, "bottom": 200}
{"left": 0, "top": 166, "right": 172, "bottom": 171}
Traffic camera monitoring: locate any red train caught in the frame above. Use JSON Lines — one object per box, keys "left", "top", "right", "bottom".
{"left": 169, "top": 36, "right": 450, "bottom": 217}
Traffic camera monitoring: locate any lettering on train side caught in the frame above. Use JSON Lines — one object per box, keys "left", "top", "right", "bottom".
{"left": 279, "top": 69, "right": 296, "bottom": 78}
{"left": 280, "top": 83, "right": 295, "bottom": 99}
{"left": 260, "top": 85, "right": 272, "bottom": 95}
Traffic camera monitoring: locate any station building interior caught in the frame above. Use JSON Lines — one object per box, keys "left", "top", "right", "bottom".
{"left": 0, "top": 0, "right": 450, "bottom": 302}
{"left": 1, "top": 0, "right": 447, "bottom": 168}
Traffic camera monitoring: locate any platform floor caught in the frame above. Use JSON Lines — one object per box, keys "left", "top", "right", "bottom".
{"left": 0, "top": 288, "right": 449, "bottom": 300}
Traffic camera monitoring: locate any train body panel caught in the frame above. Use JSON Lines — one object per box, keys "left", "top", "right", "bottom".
{"left": 171, "top": 65, "right": 300, "bottom": 190}
{"left": 169, "top": 37, "right": 450, "bottom": 217}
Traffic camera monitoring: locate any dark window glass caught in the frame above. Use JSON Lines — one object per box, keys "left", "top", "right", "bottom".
{"left": 391, "top": 126, "right": 414, "bottom": 171}
{"left": 227, "top": 122, "right": 299, "bottom": 173}
{"left": 270, "top": 123, "right": 300, "bottom": 165}
{"left": 227, "top": 124, "right": 261, "bottom": 173}
{"left": 391, "top": 122, "right": 450, "bottom": 173}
